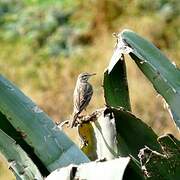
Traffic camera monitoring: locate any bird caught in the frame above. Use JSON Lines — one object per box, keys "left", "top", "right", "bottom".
{"left": 70, "top": 72, "right": 96, "bottom": 128}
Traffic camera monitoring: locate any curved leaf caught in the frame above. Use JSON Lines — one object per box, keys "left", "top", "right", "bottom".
{"left": 121, "top": 30, "right": 180, "bottom": 129}
{"left": 104, "top": 56, "right": 131, "bottom": 111}
{"left": 46, "top": 157, "right": 130, "bottom": 180}
{"left": 109, "top": 107, "right": 161, "bottom": 159}
{"left": 0, "top": 111, "right": 49, "bottom": 176}
{"left": 0, "top": 129, "right": 43, "bottom": 180}
{"left": 0, "top": 75, "right": 89, "bottom": 172}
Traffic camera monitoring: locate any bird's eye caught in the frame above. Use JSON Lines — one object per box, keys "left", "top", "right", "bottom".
{"left": 83, "top": 75, "right": 88, "bottom": 80}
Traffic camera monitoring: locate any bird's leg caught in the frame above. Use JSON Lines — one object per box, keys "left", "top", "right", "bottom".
{"left": 71, "top": 110, "right": 100, "bottom": 128}
{"left": 77, "top": 110, "right": 100, "bottom": 126}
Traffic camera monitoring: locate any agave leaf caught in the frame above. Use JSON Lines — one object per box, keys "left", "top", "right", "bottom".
{"left": 107, "top": 33, "right": 133, "bottom": 73}
{"left": 109, "top": 29, "right": 180, "bottom": 129}
{"left": 0, "top": 111, "right": 49, "bottom": 176}
{"left": 46, "top": 157, "right": 130, "bottom": 180}
{"left": 123, "top": 30, "right": 180, "bottom": 128}
{"left": 0, "top": 75, "right": 89, "bottom": 172}
{"left": 110, "top": 107, "right": 161, "bottom": 178}
{"left": 123, "top": 159, "right": 144, "bottom": 180}
{"left": 109, "top": 107, "right": 161, "bottom": 160}
{"left": 0, "top": 129, "right": 43, "bottom": 180}
{"left": 138, "top": 134, "right": 180, "bottom": 179}
{"left": 104, "top": 56, "right": 131, "bottom": 111}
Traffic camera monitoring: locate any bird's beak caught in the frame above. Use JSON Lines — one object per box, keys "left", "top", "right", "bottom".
{"left": 89, "top": 73, "right": 96, "bottom": 76}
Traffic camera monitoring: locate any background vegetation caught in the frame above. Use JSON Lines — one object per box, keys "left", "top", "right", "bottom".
{"left": 0, "top": 0, "right": 179, "bottom": 179}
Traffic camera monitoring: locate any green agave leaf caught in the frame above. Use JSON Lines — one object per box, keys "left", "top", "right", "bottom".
{"left": 138, "top": 134, "right": 180, "bottom": 179}
{"left": 0, "top": 129, "right": 43, "bottom": 180}
{"left": 104, "top": 56, "right": 131, "bottom": 111}
{"left": 0, "top": 75, "right": 89, "bottom": 172}
{"left": 121, "top": 30, "right": 180, "bottom": 129}
{"left": 0, "top": 111, "right": 49, "bottom": 176}
{"left": 123, "top": 159, "right": 144, "bottom": 180}
{"left": 109, "top": 107, "right": 161, "bottom": 160}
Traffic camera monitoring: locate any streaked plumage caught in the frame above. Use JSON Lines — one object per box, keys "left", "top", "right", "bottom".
{"left": 71, "top": 72, "right": 95, "bottom": 128}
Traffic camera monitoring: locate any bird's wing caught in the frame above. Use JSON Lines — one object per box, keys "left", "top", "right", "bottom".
{"left": 79, "top": 83, "right": 93, "bottom": 112}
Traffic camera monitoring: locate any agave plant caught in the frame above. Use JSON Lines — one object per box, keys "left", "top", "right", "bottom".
{"left": 0, "top": 29, "right": 179, "bottom": 180}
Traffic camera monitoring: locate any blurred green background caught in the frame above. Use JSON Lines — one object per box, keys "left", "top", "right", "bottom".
{"left": 0, "top": 0, "right": 179, "bottom": 179}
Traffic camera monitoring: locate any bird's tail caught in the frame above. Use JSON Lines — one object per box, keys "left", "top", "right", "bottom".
{"left": 70, "top": 112, "right": 79, "bottom": 128}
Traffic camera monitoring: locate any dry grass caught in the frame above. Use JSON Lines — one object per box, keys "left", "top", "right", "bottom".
{"left": 0, "top": 154, "right": 15, "bottom": 180}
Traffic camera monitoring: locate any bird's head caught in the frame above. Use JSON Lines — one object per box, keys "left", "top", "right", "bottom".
{"left": 78, "top": 72, "right": 96, "bottom": 82}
